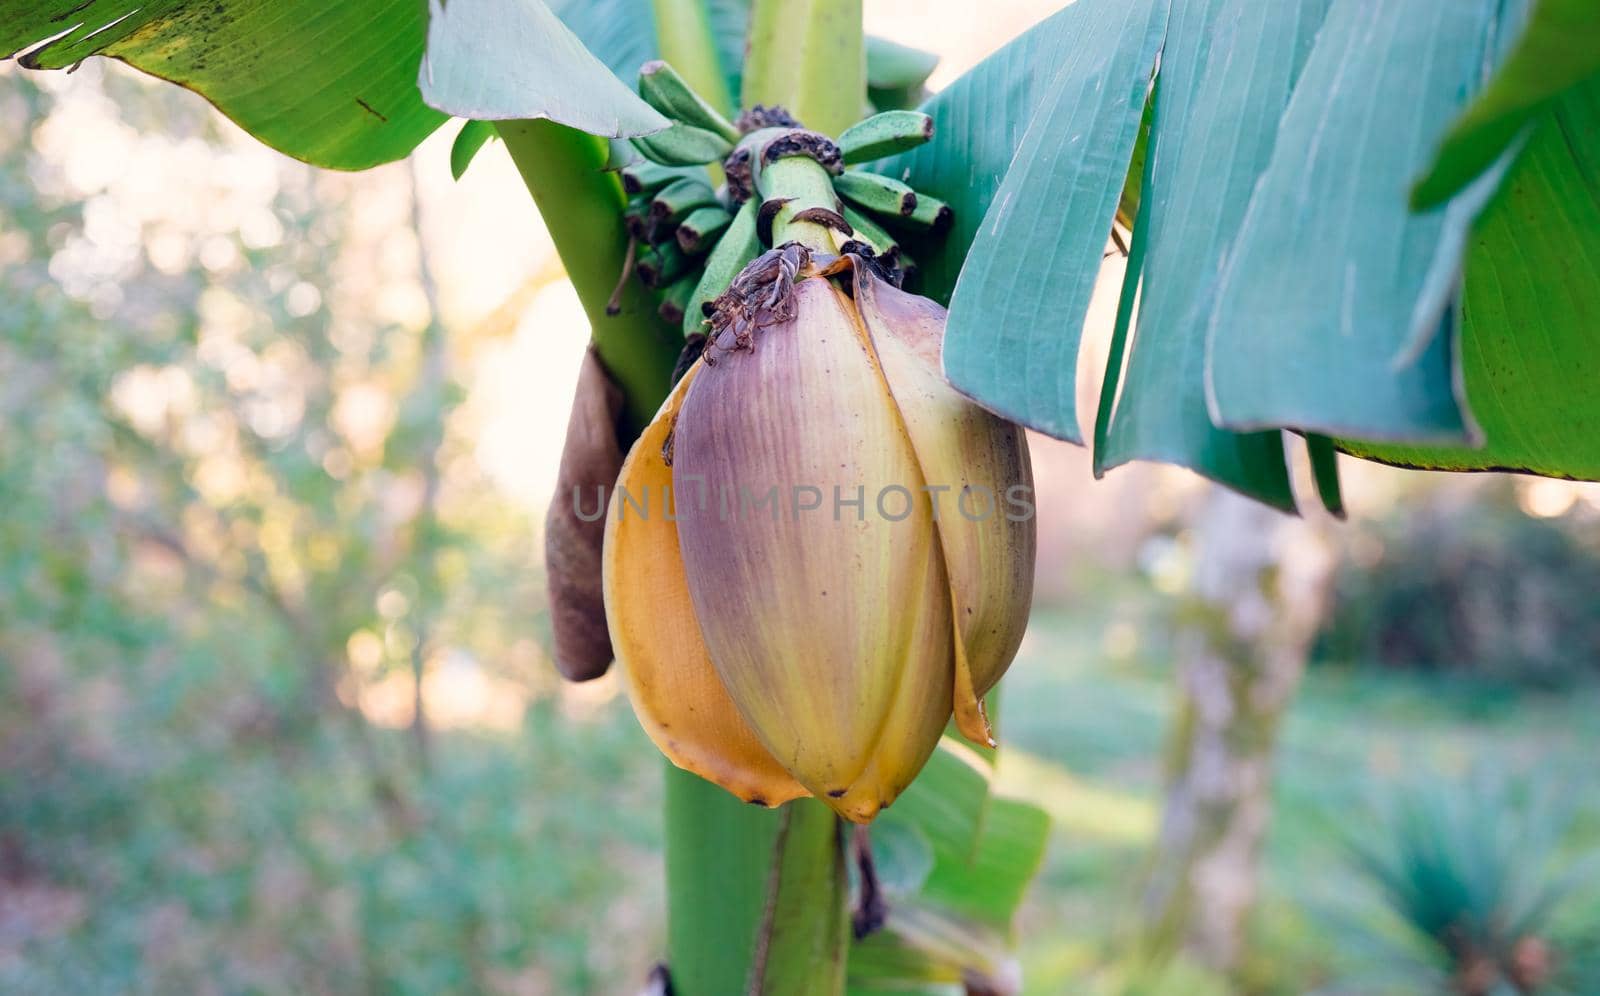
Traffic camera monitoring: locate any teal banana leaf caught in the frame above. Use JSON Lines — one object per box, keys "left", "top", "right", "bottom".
{"left": 1205, "top": 0, "right": 1511, "bottom": 444}
{"left": 1338, "top": 79, "right": 1600, "bottom": 478}
{"left": 871, "top": 0, "right": 1104, "bottom": 306}
{"left": 938, "top": 0, "right": 1169, "bottom": 443}
{"left": 1098, "top": 0, "right": 1334, "bottom": 508}
{"left": 419, "top": 0, "right": 667, "bottom": 138}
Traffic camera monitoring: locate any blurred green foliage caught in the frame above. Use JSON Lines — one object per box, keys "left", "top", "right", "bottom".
{"left": 1342, "top": 777, "right": 1600, "bottom": 995}
{"left": 0, "top": 65, "right": 664, "bottom": 993}
{"left": 1002, "top": 598, "right": 1600, "bottom": 995}
{"left": 1318, "top": 490, "right": 1600, "bottom": 687}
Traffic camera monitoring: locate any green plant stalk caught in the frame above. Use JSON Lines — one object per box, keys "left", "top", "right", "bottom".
{"left": 763, "top": 155, "right": 845, "bottom": 253}
{"left": 651, "top": 0, "right": 737, "bottom": 118}
{"left": 494, "top": 120, "right": 681, "bottom": 429}
{"left": 747, "top": 799, "right": 849, "bottom": 994}
{"left": 743, "top": 0, "right": 865, "bottom": 137}
{"left": 664, "top": 767, "right": 785, "bottom": 995}
{"left": 666, "top": 771, "right": 847, "bottom": 995}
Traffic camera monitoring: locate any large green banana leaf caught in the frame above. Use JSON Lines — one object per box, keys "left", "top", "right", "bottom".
{"left": 2, "top": 0, "right": 444, "bottom": 169}
{"left": 1412, "top": 0, "right": 1600, "bottom": 208}
{"left": 1338, "top": 79, "right": 1600, "bottom": 477}
{"left": 2, "top": 0, "right": 668, "bottom": 169}
{"left": 847, "top": 740, "right": 1050, "bottom": 994}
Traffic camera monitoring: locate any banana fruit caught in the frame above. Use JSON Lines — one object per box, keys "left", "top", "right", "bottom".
{"left": 838, "top": 110, "right": 933, "bottom": 164}
{"left": 682, "top": 199, "right": 760, "bottom": 335}
{"left": 639, "top": 60, "right": 741, "bottom": 143}
{"left": 633, "top": 122, "right": 734, "bottom": 167}
{"left": 616, "top": 61, "right": 952, "bottom": 343}
{"left": 675, "top": 205, "right": 734, "bottom": 256}
{"left": 834, "top": 170, "right": 918, "bottom": 218}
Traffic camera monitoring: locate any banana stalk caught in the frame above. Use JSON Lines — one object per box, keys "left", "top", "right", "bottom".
{"left": 743, "top": 0, "right": 865, "bottom": 139}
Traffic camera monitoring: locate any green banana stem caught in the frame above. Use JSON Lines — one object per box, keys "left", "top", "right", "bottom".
{"left": 650, "top": 0, "right": 736, "bottom": 119}
{"left": 762, "top": 154, "right": 845, "bottom": 254}
{"left": 494, "top": 120, "right": 681, "bottom": 431}
{"left": 743, "top": 0, "right": 865, "bottom": 137}
{"left": 666, "top": 772, "right": 847, "bottom": 995}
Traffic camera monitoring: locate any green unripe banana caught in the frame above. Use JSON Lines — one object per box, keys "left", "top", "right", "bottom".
{"left": 842, "top": 206, "right": 915, "bottom": 282}
{"left": 637, "top": 241, "right": 690, "bottom": 288}
{"left": 650, "top": 177, "right": 719, "bottom": 224}
{"left": 658, "top": 273, "right": 700, "bottom": 326}
{"left": 838, "top": 110, "right": 933, "bottom": 165}
{"left": 633, "top": 122, "right": 734, "bottom": 167}
{"left": 891, "top": 189, "right": 952, "bottom": 233}
{"left": 638, "top": 60, "right": 741, "bottom": 144}
{"left": 623, "top": 196, "right": 655, "bottom": 241}
{"left": 676, "top": 205, "right": 734, "bottom": 256}
{"left": 893, "top": 246, "right": 919, "bottom": 283}
{"left": 866, "top": 36, "right": 939, "bottom": 93}
{"left": 622, "top": 161, "right": 697, "bottom": 196}
{"left": 683, "top": 200, "right": 760, "bottom": 336}
{"left": 834, "top": 171, "right": 918, "bottom": 218}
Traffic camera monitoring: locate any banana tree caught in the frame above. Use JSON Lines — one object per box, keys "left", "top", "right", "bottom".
{"left": 6, "top": 0, "right": 1599, "bottom": 991}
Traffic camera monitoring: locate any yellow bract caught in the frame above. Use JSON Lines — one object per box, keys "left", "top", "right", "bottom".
{"left": 603, "top": 364, "right": 807, "bottom": 808}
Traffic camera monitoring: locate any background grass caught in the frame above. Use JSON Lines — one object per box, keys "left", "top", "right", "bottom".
{"left": 9, "top": 584, "right": 1598, "bottom": 993}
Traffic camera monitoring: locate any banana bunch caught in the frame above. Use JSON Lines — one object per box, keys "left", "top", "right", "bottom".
{"left": 619, "top": 61, "right": 954, "bottom": 336}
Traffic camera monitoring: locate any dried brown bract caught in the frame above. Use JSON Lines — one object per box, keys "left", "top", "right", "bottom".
{"left": 702, "top": 242, "right": 812, "bottom": 359}
{"left": 545, "top": 348, "right": 626, "bottom": 681}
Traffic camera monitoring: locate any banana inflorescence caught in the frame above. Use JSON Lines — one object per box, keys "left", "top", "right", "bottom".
{"left": 600, "top": 61, "right": 1033, "bottom": 823}
{"left": 616, "top": 59, "right": 951, "bottom": 333}
{"left": 606, "top": 248, "right": 1036, "bottom": 823}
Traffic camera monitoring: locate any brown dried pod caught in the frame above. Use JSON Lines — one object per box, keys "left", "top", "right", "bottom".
{"left": 545, "top": 347, "right": 627, "bottom": 681}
